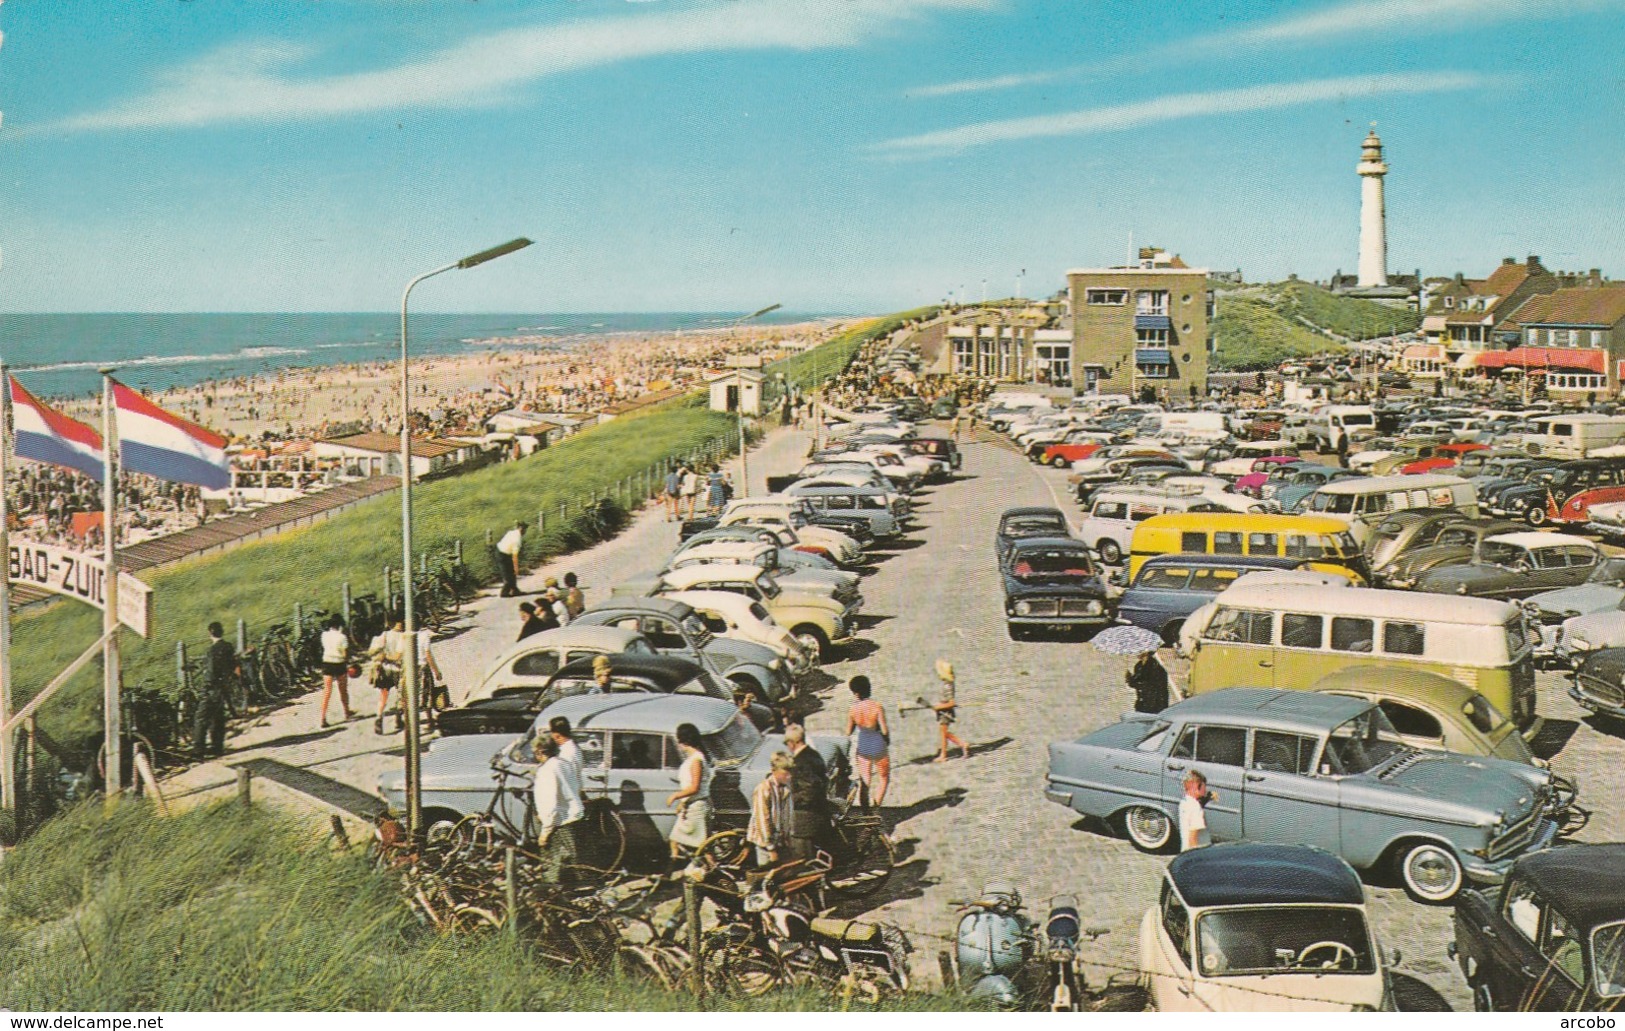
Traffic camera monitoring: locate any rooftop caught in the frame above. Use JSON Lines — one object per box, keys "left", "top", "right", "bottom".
{"left": 317, "top": 432, "right": 467, "bottom": 458}
{"left": 1506, "top": 285, "right": 1625, "bottom": 328}
{"left": 1170, "top": 843, "right": 1365, "bottom": 909}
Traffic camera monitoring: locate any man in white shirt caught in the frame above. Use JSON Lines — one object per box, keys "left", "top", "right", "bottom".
{"left": 532, "top": 735, "right": 585, "bottom": 881}
{"left": 544, "top": 587, "right": 572, "bottom": 626}
{"left": 548, "top": 716, "right": 584, "bottom": 786}
{"left": 1179, "top": 769, "right": 1213, "bottom": 852}
{"left": 495, "top": 521, "right": 526, "bottom": 597}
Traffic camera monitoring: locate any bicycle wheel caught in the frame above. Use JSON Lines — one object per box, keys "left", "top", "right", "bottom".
{"left": 702, "top": 938, "right": 787, "bottom": 997}
{"left": 575, "top": 803, "right": 627, "bottom": 874}
{"left": 828, "top": 817, "right": 897, "bottom": 897}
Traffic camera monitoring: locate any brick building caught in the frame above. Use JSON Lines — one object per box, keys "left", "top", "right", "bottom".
{"left": 1066, "top": 248, "right": 1211, "bottom": 396}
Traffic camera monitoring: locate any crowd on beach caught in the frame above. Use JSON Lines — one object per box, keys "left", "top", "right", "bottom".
{"left": 6, "top": 464, "right": 206, "bottom": 548}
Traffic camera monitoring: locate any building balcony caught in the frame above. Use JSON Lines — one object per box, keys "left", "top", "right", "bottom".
{"left": 1134, "top": 313, "right": 1171, "bottom": 329}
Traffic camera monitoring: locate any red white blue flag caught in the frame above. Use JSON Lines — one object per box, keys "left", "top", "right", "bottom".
{"left": 8, "top": 376, "right": 106, "bottom": 482}
{"left": 111, "top": 379, "right": 231, "bottom": 490}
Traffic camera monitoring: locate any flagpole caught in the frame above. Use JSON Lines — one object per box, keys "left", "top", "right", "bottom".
{"left": 0, "top": 364, "right": 14, "bottom": 815}
{"left": 100, "top": 370, "right": 121, "bottom": 799}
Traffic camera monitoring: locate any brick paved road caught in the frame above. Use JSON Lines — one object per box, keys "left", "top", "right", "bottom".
{"left": 790, "top": 430, "right": 1625, "bottom": 1009}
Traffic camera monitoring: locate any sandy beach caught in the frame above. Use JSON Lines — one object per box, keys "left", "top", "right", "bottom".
{"left": 59, "top": 321, "right": 840, "bottom": 441}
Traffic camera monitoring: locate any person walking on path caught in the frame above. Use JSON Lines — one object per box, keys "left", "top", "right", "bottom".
{"left": 706, "top": 466, "right": 728, "bottom": 515}
{"left": 747, "top": 752, "right": 796, "bottom": 867}
{"left": 495, "top": 521, "right": 526, "bottom": 597}
{"left": 368, "top": 619, "right": 407, "bottom": 735}
{"left": 949, "top": 412, "right": 963, "bottom": 440}
{"left": 533, "top": 734, "right": 585, "bottom": 882}
{"left": 679, "top": 464, "right": 701, "bottom": 520}
{"left": 1180, "top": 769, "right": 1215, "bottom": 852}
{"left": 192, "top": 621, "right": 237, "bottom": 760}
{"left": 318, "top": 614, "right": 354, "bottom": 729}
{"left": 414, "top": 624, "right": 446, "bottom": 730}
{"left": 664, "top": 722, "right": 713, "bottom": 860}
{"left": 663, "top": 465, "right": 683, "bottom": 522}
{"left": 931, "top": 659, "right": 969, "bottom": 763}
{"left": 783, "top": 723, "right": 829, "bottom": 861}
{"left": 1126, "top": 650, "right": 1170, "bottom": 714}
{"left": 563, "top": 572, "right": 586, "bottom": 619}
{"left": 845, "top": 675, "right": 891, "bottom": 807}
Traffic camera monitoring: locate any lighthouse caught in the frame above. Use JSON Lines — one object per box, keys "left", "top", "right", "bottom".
{"left": 1357, "top": 125, "right": 1388, "bottom": 288}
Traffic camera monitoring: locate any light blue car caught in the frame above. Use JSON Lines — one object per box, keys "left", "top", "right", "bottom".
{"left": 1044, "top": 688, "right": 1564, "bottom": 904}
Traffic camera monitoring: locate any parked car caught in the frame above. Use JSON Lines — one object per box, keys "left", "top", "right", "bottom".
{"left": 1412, "top": 532, "right": 1601, "bottom": 600}
{"left": 1451, "top": 843, "right": 1625, "bottom": 1011}
{"left": 437, "top": 654, "right": 770, "bottom": 737}
{"left": 994, "top": 506, "right": 1073, "bottom": 564}
{"left": 1381, "top": 519, "right": 1527, "bottom": 589}
{"left": 1308, "top": 667, "right": 1540, "bottom": 767}
{"left": 659, "top": 589, "right": 814, "bottom": 674}
{"left": 1523, "top": 556, "right": 1625, "bottom": 658}
{"left": 1000, "top": 536, "right": 1111, "bottom": 640}
{"left": 645, "top": 564, "right": 854, "bottom": 661}
{"left": 573, "top": 595, "right": 803, "bottom": 692}
{"left": 1491, "top": 459, "right": 1625, "bottom": 526}
{"left": 459, "top": 625, "right": 657, "bottom": 705}
{"left": 1138, "top": 843, "right": 1391, "bottom": 1012}
{"left": 784, "top": 484, "right": 903, "bottom": 539}
{"left": 1044, "top": 688, "right": 1560, "bottom": 902}
{"left": 1569, "top": 648, "right": 1625, "bottom": 722}
{"left": 1116, "top": 554, "right": 1336, "bottom": 644}
{"left": 1363, "top": 510, "right": 1461, "bottom": 575}
{"left": 383, "top": 694, "right": 850, "bottom": 855}
{"left": 665, "top": 540, "right": 862, "bottom": 601}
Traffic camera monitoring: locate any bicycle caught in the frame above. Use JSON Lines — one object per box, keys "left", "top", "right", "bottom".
{"left": 346, "top": 592, "right": 390, "bottom": 650}
{"left": 825, "top": 784, "right": 898, "bottom": 898}
{"left": 255, "top": 623, "right": 302, "bottom": 699}
{"left": 442, "top": 749, "right": 629, "bottom": 877}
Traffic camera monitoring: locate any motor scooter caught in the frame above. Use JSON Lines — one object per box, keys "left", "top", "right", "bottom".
{"left": 1040, "top": 896, "right": 1147, "bottom": 1012}
{"left": 943, "top": 881, "right": 1035, "bottom": 1008}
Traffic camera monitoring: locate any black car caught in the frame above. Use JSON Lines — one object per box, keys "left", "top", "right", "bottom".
{"left": 436, "top": 654, "right": 775, "bottom": 736}
{"left": 1452, "top": 843, "right": 1625, "bottom": 1012}
{"left": 994, "top": 505, "right": 1072, "bottom": 564}
{"left": 1570, "top": 648, "right": 1625, "bottom": 722}
{"left": 1494, "top": 459, "right": 1625, "bottom": 526}
{"left": 1000, "top": 536, "right": 1110, "bottom": 640}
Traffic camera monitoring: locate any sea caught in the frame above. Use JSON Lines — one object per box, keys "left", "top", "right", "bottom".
{"left": 0, "top": 311, "right": 831, "bottom": 400}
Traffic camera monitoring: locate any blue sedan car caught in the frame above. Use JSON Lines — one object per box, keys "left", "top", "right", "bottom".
{"left": 1117, "top": 554, "right": 1342, "bottom": 643}
{"left": 1045, "top": 689, "right": 1564, "bottom": 903}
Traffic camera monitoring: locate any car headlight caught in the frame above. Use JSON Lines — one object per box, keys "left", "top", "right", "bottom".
{"left": 1014, "top": 601, "right": 1032, "bottom": 615}
{"left": 1084, "top": 600, "right": 1104, "bottom": 615}
{"left": 1458, "top": 583, "right": 1470, "bottom": 594}
{"left": 768, "top": 658, "right": 783, "bottom": 671}
{"left": 1509, "top": 496, "right": 1530, "bottom": 510}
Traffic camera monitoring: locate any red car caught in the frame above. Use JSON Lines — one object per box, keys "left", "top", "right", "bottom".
{"left": 1040, "top": 440, "right": 1104, "bottom": 468}
{"left": 1231, "top": 455, "right": 1303, "bottom": 494}
{"left": 1400, "top": 442, "right": 1489, "bottom": 475}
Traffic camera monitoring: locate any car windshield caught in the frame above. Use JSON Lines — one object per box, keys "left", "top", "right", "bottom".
{"left": 1460, "top": 693, "right": 1511, "bottom": 735}
{"left": 756, "top": 575, "right": 781, "bottom": 599}
{"left": 680, "top": 615, "right": 712, "bottom": 646}
{"left": 1007, "top": 516, "right": 1066, "bottom": 536}
{"left": 1196, "top": 907, "right": 1375, "bottom": 977}
{"left": 1324, "top": 708, "right": 1410, "bottom": 775}
{"left": 1310, "top": 492, "right": 1355, "bottom": 514}
{"left": 1594, "top": 921, "right": 1625, "bottom": 998}
{"left": 1011, "top": 547, "right": 1095, "bottom": 577}
{"left": 704, "top": 712, "right": 763, "bottom": 766}
{"left": 1589, "top": 557, "right": 1625, "bottom": 585}
{"left": 1480, "top": 542, "right": 1528, "bottom": 567}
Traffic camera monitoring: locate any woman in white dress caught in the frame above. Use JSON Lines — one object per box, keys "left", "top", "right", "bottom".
{"left": 665, "top": 722, "right": 713, "bottom": 859}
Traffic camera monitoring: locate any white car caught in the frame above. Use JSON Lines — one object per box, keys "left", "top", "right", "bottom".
{"left": 663, "top": 589, "right": 811, "bottom": 670}
{"left": 666, "top": 540, "right": 860, "bottom": 597}
{"left": 717, "top": 501, "right": 863, "bottom": 565}
{"left": 460, "top": 625, "right": 656, "bottom": 705}
{"left": 1347, "top": 450, "right": 1399, "bottom": 473}
{"left": 1139, "top": 843, "right": 1391, "bottom": 1012}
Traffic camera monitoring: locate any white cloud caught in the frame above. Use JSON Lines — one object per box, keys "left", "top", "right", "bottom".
{"left": 911, "top": 0, "right": 1615, "bottom": 98}
{"left": 872, "top": 70, "right": 1497, "bottom": 156}
{"left": 49, "top": 0, "right": 996, "bottom": 132}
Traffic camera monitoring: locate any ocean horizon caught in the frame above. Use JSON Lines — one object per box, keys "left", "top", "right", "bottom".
{"left": 0, "top": 311, "right": 842, "bottom": 400}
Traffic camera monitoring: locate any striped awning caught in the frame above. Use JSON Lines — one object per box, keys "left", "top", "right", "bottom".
{"left": 1135, "top": 314, "right": 1172, "bottom": 330}
{"left": 1135, "top": 348, "right": 1172, "bottom": 365}
{"left": 1475, "top": 348, "right": 1605, "bottom": 373}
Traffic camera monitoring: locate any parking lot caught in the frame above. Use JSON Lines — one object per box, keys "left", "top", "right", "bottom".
{"left": 785, "top": 426, "right": 1625, "bottom": 1009}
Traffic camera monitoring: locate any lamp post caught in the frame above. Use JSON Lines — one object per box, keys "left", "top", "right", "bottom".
{"left": 399, "top": 237, "right": 531, "bottom": 840}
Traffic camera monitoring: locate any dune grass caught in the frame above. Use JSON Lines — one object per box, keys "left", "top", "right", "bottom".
{"left": 9, "top": 311, "right": 923, "bottom": 759}
{"left": 1210, "top": 297, "right": 1341, "bottom": 372}
{"left": 1270, "top": 280, "right": 1420, "bottom": 340}
{"left": 0, "top": 801, "right": 968, "bottom": 1011}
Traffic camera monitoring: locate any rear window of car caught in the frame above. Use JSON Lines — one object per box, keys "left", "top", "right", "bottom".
{"left": 1136, "top": 567, "right": 1192, "bottom": 590}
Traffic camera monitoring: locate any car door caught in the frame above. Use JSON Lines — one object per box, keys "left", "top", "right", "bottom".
{"left": 603, "top": 730, "right": 679, "bottom": 820}
{"left": 1163, "top": 723, "right": 1245, "bottom": 843}
{"left": 1479, "top": 877, "right": 1558, "bottom": 1010}
{"left": 1241, "top": 728, "right": 1340, "bottom": 854}
{"left": 1526, "top": 903, "right": 1587, "bottom": 1011}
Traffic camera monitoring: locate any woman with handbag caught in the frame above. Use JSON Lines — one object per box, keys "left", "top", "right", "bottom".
{"left": 368, "top": 619, "right": 407, "bottom": 735}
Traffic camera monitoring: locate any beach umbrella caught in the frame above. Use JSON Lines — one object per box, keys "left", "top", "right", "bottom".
{"left": 1090, "top": 625, "right": 1165, "bottom": 656}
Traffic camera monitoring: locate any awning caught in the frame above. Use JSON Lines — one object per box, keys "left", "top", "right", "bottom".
{"left": 1135, "top": 348, "right": 1172, "bottom": 365}
{"left": 1402, "top": 344, "right": 1444, "bottom": 361}
{"left": 1134, "top": 314, "right": 1172, "bottom": 331}
{"left": 1476, "top": 347, "right": 1605, "bottom": 373}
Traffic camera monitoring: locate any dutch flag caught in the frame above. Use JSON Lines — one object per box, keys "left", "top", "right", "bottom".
{"left": 9, "top": 375, "right": 106, "bottom": 482}
{"left": 111, "top": 379, "right": 232, "bottom": 490}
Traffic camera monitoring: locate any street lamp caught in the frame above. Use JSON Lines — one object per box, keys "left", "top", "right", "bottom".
{"left": 399, "top": 237, "right": 532, "bottom": 840}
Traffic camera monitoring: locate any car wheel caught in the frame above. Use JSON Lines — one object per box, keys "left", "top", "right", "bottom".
{"left": 423, "top": 809, "right": 462, "bottom": 845}
{"left": 1121, "top": 806, "right": 1173, "bottom": 853}
{"left": 1098, "top": 540, "right": 1123, "bottom": 565}
{"left": 1397, "top": 841, "right": 1464, "bottom": 904}
{"left": 791, "top": 625, "right": 830, "bottom": 661}
{"left": 1525, "top": 506, "right": 1548, "bottom": 526}
{"left": 1051, "top": 455, "right": 1069, "bottom": 468}
{"left": 728, "top": 672, "right": 764, "bottom": 698}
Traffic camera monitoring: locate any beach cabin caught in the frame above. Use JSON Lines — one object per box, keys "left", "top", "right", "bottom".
{"left": 311, "top": 432, "right": 476, "bottom": 481}
{"left": 707, "top": 365, "right": 765, "bottom": 416}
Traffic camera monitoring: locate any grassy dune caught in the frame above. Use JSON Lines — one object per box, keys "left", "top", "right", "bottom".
{"left": 1210, "top": 297, "right": 1336, "bottom": 372}
{"left": 1271, "top": 280, "right": 1420, "bottom": 340}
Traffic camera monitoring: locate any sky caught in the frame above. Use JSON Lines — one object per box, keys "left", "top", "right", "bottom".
{"left": 1, "top": 0, "right": 1622, "bottom": 313}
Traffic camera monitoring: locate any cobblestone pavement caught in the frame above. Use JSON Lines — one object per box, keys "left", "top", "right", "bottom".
{"left": 820, "top": 431, "right": 1623, "bottom": 1009}
{"left": 163, "top": 421, "right": 1625, "bottom": 1010}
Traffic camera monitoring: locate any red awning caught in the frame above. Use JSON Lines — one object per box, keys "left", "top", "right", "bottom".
{"left": 1475, "top": 348, "right": 1605, "bottom": 373}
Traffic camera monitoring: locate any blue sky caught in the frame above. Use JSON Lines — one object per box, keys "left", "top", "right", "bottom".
{"left": 1, "top": 0, "right": 1622, "bottom": 313}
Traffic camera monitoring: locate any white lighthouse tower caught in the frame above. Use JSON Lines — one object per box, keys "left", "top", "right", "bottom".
{"left": 1357, "top": 125, "right": 1389, "bottom": 288}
